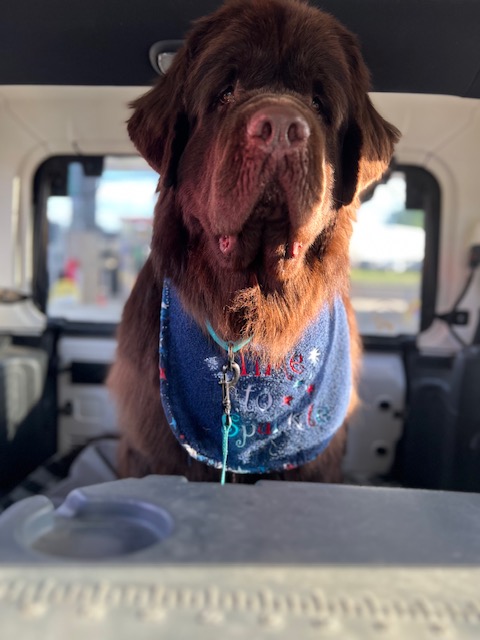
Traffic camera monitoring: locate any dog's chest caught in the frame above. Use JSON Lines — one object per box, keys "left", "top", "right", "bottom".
{"left": 159, "top": 281, "right": 351, "bottom": 473}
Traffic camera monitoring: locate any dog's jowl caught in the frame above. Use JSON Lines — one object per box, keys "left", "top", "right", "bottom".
{"left": 108, "top": 0, "right": 400, "bottom": 483}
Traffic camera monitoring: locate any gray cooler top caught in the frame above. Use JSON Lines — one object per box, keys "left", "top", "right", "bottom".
{"left": 0, "top": 475, "right": 480, "bottom": 564}
{"left": 2, "top": 477, "right": 480, "bottom": 640}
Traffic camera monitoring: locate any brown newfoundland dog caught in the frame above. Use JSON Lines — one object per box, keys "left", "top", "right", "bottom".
{"left": 108, "top": 0, "right": 399, "bottom": 483}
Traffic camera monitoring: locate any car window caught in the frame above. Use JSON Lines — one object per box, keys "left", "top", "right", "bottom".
{"left": 352, "top": 171, "right": 426, "bottom": 336}
{"left": 45, "top": 156, "right": 157, "bottom": 323}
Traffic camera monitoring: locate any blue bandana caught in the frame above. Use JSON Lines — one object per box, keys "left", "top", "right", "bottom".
{"left": 159, "top": 280, "right": 351, "bottom": 474}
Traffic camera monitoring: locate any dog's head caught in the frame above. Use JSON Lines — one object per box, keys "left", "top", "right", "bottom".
{"left": 128, "top": 0, "right": 399, "bottom": 354}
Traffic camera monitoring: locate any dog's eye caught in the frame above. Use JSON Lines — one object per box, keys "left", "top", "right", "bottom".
{"left": 218, "top": 86, "right": 236, "bottom": 106}
{"left": 312, "top": 95, "right": 332, "bottom": 124}
{"left": 312, "top": 96, "right": 323, "bottom": 112}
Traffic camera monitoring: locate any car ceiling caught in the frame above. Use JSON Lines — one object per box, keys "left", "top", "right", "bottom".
{"left": 1, "top": 0, "right": 479, "bottom": 98}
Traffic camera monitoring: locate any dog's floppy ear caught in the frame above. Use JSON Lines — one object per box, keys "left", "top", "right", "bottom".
{"left": 333, "top": 30, "right": 400, "bottom": 208}
{"left": 354, "top": 96, "right": 401, "bottom": 195}
{"left": 127, "top": 47, "right": 190, "bottom": 187}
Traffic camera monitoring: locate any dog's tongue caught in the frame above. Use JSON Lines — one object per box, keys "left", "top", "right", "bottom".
{"left": 219, "top": 235, "right": 237, "bottom": 254}
{"left": 289, "top": 241, "right": 303, "bottom": 258}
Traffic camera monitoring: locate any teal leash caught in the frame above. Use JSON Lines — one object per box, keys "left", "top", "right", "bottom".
{"left": 205, "top": 321, "right": 252, "bottom": 485}
{"left": 221, "top": 416, "right": 231, "bottom": 485}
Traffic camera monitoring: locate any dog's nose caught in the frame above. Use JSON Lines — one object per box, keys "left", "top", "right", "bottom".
{"left": 247, "top": 106, "right": 310, "bottom": 151}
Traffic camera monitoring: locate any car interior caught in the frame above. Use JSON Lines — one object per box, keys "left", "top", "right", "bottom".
{"left": 0, "top": 0, "right": 480, "bottom": 637}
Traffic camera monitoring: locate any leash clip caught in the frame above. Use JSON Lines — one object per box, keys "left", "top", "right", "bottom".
{"left": 220, "top": 342, "right": 241, "bottom": 418}
{"left": 218, "top": 342, "right": 241, "bottom": 484}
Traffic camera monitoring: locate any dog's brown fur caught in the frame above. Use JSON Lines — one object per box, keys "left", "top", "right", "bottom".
{"left": 108, "top": 0, "right": 399, "bottom": 482}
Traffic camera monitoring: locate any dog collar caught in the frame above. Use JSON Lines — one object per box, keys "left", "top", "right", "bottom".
{"left": 205, "top": 320, "right": 252, "bottom": 353}
{"left": 159, "top": 279, "right": 351, "bottom": 475}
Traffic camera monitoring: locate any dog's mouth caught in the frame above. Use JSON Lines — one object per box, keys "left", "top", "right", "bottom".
{"left": 218, "top": 234, "right": 302, "bottom": 261}
{"left": 214, "top": 185, "right": 306, "bottom": 292}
